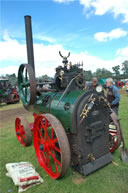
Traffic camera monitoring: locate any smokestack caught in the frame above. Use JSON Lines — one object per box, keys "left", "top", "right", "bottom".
{"left": 24, "top": 15, "right": 35, "bottom": 76}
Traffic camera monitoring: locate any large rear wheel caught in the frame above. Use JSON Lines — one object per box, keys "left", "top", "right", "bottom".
{"left": 33, "top": 113, "right": 71, "bottom": 179}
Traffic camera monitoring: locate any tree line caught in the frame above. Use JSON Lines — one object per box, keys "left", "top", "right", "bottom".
{"left": 84, "top": 60, "right": 128, "bottom": 81}
{"left": 1, "top": 60, "right": 128, "bottom": 85}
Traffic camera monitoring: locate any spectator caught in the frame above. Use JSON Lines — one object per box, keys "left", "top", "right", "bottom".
{"left": 91, "top": 77, "right": 98, "bottom": 89}
{"left": 106, "top": 78, "right": 120, "bottom": 115}
{"left": 125, "top": 82, "right": 128, "bottom": 93}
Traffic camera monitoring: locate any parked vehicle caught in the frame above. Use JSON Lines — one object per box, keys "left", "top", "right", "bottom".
{"left": 0, "top": 78, "right": 20, "bottom": 104}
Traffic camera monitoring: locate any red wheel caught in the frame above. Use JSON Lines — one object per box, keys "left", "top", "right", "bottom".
{"left": 33, "top": 114, "right": 71, "bottom": 179}
{"left": 109, "top": 122, "right": 121, "bottom": 153}
{"left": 15, "top": 116, "right": 32, "bottom": 146}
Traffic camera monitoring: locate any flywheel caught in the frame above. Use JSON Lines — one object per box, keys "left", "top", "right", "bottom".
{"left": 18, "top": 64, "right": 36, "bottom": 107}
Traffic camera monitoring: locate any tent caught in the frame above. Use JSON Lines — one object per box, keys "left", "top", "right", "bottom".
{"left": 98, "top": 78, "right": 107, "bottom": 85}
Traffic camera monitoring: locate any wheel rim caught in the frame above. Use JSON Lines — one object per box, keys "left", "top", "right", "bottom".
{"left": 33, "top": 114, "right": 71, "bottom": 179}
{"left": 18, "top": 64, "right": 36, "bottom": 107}
{"left": 15, "top": 118, "right": 26, "bottom": 146}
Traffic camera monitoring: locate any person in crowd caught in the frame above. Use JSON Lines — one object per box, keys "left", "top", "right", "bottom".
{"left": 106, "top": 78, "right": 120, "bottom": 115}
{"left": 91, "top": 77, "right": 98, "bottom": 89}
{"left": 125, "top": 82, "right": 128, "bottom": 93}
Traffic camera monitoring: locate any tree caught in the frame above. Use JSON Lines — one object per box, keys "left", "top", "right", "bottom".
{"left": 93, "top": 68, "right": 112, "bottom": 79}
{"left": 122, "top": 60, "right": 128, "bottom": 79}
{"left": 112, "top": 65, "right": 120, "bottom": 80}
{"left": 6, "top": 73, "right": 17, "bottom": 86}
{"left": 83, "top": 70, "right": 92, "bottom": 81}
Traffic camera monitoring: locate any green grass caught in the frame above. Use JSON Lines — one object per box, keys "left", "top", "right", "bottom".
{"left": 0, "top": 101, "right": 22, "bottom": 111}
{"left": 0, "top": 94, "right": 128, "bottom": 193}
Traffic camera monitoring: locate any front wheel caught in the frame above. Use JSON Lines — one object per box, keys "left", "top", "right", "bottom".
{"left": 15, "top": 116, "right": 32, "bottom": 146}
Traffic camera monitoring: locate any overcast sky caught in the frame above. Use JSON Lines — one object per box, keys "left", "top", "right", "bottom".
{"left": 0, "top": 0, "right": 128, "bottom": 77}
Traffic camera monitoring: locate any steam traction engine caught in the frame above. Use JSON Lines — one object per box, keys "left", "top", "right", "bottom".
{"left": 15, "top": 16, "right": 121, "bottom": 179}
{"left": 0, "top": 78, "right": 20, "bottom": 104}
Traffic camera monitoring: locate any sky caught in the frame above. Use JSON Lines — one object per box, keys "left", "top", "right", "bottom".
{"left": 0, "top": 0, "right": 128, "bottom": 77}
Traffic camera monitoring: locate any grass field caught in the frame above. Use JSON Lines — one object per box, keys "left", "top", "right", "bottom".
{"left": 0, "top": 101, "right": 22, "bottom": 112}
{"left": 0, "top": 93, "right": 128, "bottom": 193}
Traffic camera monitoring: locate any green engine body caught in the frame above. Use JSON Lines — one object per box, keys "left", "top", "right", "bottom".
{"left": 28, "top": 90, "right": 83, "bottom": 133}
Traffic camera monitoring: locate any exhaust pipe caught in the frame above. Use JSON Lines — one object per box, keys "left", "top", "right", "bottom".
{"left": 24, "top": 15, "right": 35, "bottom": 76}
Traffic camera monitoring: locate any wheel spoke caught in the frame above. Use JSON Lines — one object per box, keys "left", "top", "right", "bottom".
{"left": 22, "top": 133, "right": 26, "bottom": 138}
{"left": 49, "top": 151, "right": 61, "bottom": 167}
{"left": 38, "top": 138, "right": 43, "bottom": 144}
{"left": 21, "top": 81, "right": 30, "bottom": 88}
{"left": 38, "top": 129, "right": 44, "bottom": 142}
{"left": 41, "top": 120, "right": 50, "bottom": 141}
{"left": 45, "top": 119, "right": 48, "bottom": 129}
{"left": 40, "top": 121, "right": 45, "bottom": 129}
{"left": 54, "top": 146, "right": 61, "bottom": 153}
{"left": 25, "top": 88, "right": 28, "bottom": 100}
{"left": 46, "top": 133, "right": 50, "bottom": 140}
{"left": 20, "top": 71, "right": 25, "bottom": 83}
{"left": 51, "top": 128, "right": 54, "bottom": 139}
{"left": 22, "top": 88, "right": 25, "bottom": 97}
{"left": 27, "top": 87, "right": 31, "bottom": 100}
{"left": 52, "top": 138, "right": 58, "bottom": 143}
{"left": 46, "top": 152, "right": 52, "bottom": 170}
{"left": 25, "top": 81, "right": 30, "bottom": 87}
{"left": 44, "top": 128, "right": 47, "bottom": 141}
{"left": 54, "top": 155, "right": 59, "bottom": 174}
{"left": 44, "top": 119, "right": 50, "bottom": 140}
{"left": 52, "top": 151, "right": 59, "bottom": 174}
{"left": 40, "top": 151, "right": 45, "bottom": 160}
